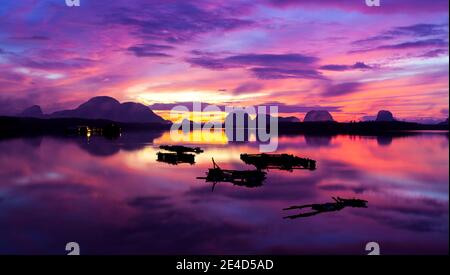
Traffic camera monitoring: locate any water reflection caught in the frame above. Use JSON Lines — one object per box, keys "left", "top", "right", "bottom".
{"left": 0, "top": 131, "right": 448, "bottom": 254}
{"left": 75, "top": 130, "right": 164, "bottom": 156}
{"left": 304, "top": 135, "right": 332, "bottom": 147}
{"left": 376, "top": 136, "right": 393, "bottom": 146}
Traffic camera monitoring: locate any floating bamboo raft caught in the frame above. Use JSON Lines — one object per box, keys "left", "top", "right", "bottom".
{"left": 159, "top": 145, "right": 204, "bottom": 154}
{"left": 197, "top": 158, "right": 266, "bottom": 188}
{"left": 157, "top": 152, "right": 195, "bottom": 165}
{"left": 240, "top": 153, "right": 316, "bottom": 171}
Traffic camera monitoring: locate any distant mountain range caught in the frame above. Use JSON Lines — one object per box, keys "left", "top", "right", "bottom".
{"left": 18, "top": 96, "right": 169, "bottom": 124}
{"left": 14, "top": 97, "right": 449, "bottom": 126}
{"left": 2, "top": 96, "right": 446, "bottom": 139}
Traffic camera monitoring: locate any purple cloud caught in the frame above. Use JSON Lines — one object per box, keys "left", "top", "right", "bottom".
{"left": 188, "top": 53, "right": 318, "bottom": 69}
{"left": 10, "top": 35, "right": 50, "bottom": 41}
{"left": 251, "top": 67, "right": 324, "bottom": 79}
{"left": 266, "top": 0, "right": 449, "bottom": 13}
{"left": 14, "top": 57, "right": 96, "bottom": 70}
{"left": 106, "top": 1, "right": 253, "bottom": 44}
{"left": 224, "top": 53, "right": 318, "bottom": 66}
{"left": 351, "top": 39, "right": 448, "bottom": 53}
{"left": 377, "top": 39, "right": 448, "bottom": 50}
{"left": 419, "top": 49, "right": 449, "bottom": 58}
{"left": 233, "top": 82, "right": 264, "bottom": 94}
{"left": 353, "top": 23, "right": 448, "bottom": 47}
{"left": 320, "top": 62, "right": 372, "bottom": 71}
{"left": 322, "top": 82, "right": 363, "bottom": 97}
{"left": 262, "top": 102, "right": 342, "bottom": 113}
{"left": 187, "top": 57, "right": 235, "bottom": 70}
{"left": 389, "top": 23, "right": 448, "bottom": 37}
{"left": 127, "top": 44, "right": 174, "bottom": 57}
{"left": 188, "top": 53, "right": 321, "bottom": 79}
{"left": 149, "top": 101, "right": 341, "bottom": 114}
{"left": 149, "top": 102, "right": 223, "bottom": 111}
{"left": 353, "top": 35, "right": 396, "bottom": 45}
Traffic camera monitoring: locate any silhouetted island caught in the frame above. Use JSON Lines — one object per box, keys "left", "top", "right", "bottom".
{"left": 21, "top": 96, "right": 169, "bottom": 124}
{"left": 0, "top": 96, "right": 171, "bottom": 139}
{"left": 1, "top": 99, "right": 448, "bottom": 139}
{"left": 222, "top": 109, "right": 448, "bottom": 135}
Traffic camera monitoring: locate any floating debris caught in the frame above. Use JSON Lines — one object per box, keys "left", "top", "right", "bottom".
{"left": 157, "top": 152, "right": 195, "bottom": 165}
{"left": 159, "top": 145, "right": 204, "bottom": 154}
{"left": 283, "top": 197, "right": 368, "bottom": 219}
{"left": 157, "top": 145, "right": 203, "bottom": 165}
{"left": 197, "top": 158, "right": 266, "bottom": 191}
{"left": 240, "top": 153, "right": 316, "bottom": 171}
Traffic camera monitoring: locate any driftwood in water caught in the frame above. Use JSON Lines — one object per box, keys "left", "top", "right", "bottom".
{"left": 283, "top": 197, "right": 368, "bottom": 219}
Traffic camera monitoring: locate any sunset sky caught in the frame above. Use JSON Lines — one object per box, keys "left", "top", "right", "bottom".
{"left": 0, "top": 0, "right": 448, "bottom": 122}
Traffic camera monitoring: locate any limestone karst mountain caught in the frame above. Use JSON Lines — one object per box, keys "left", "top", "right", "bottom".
{"left": 49, "top": 96, "right": 168, "bottom": 124}
{"left": 18, "top": 105, "right": 44, "bottom": 118}
{"left": 375, "top": 110, "right": 396, "bottom": 122}
{"left": 303, "top": 110, "right": 334, "bottom": 122}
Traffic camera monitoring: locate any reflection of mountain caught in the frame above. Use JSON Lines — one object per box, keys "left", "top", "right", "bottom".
{"left": 75, "top": 131, "right": 164, "bottom": 156}
{"left": 304, "top": 135, "right": 332, "bottom": 147}
{"left": 24, "top": 136, "right": 43, "bottom": 148}
{"left": 376, "top": 135, "right": 393, "bottom": 146}
{"left": 373, "top": 132, "right": 449, "bottom": 147}
{"left": 277, "top": 121, "right": 448, "bottom": 135}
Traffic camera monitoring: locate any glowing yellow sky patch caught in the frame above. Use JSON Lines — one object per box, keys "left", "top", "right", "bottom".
{"left": 155, "top": 129, "right": 229, "bottom": 145}
{"left": 157, "top": 110, "right": 226, "bottom": 123}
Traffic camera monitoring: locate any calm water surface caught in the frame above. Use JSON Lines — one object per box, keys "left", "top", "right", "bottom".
{"left": 0, "top": 131, "right": 448, "bottom": 254}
